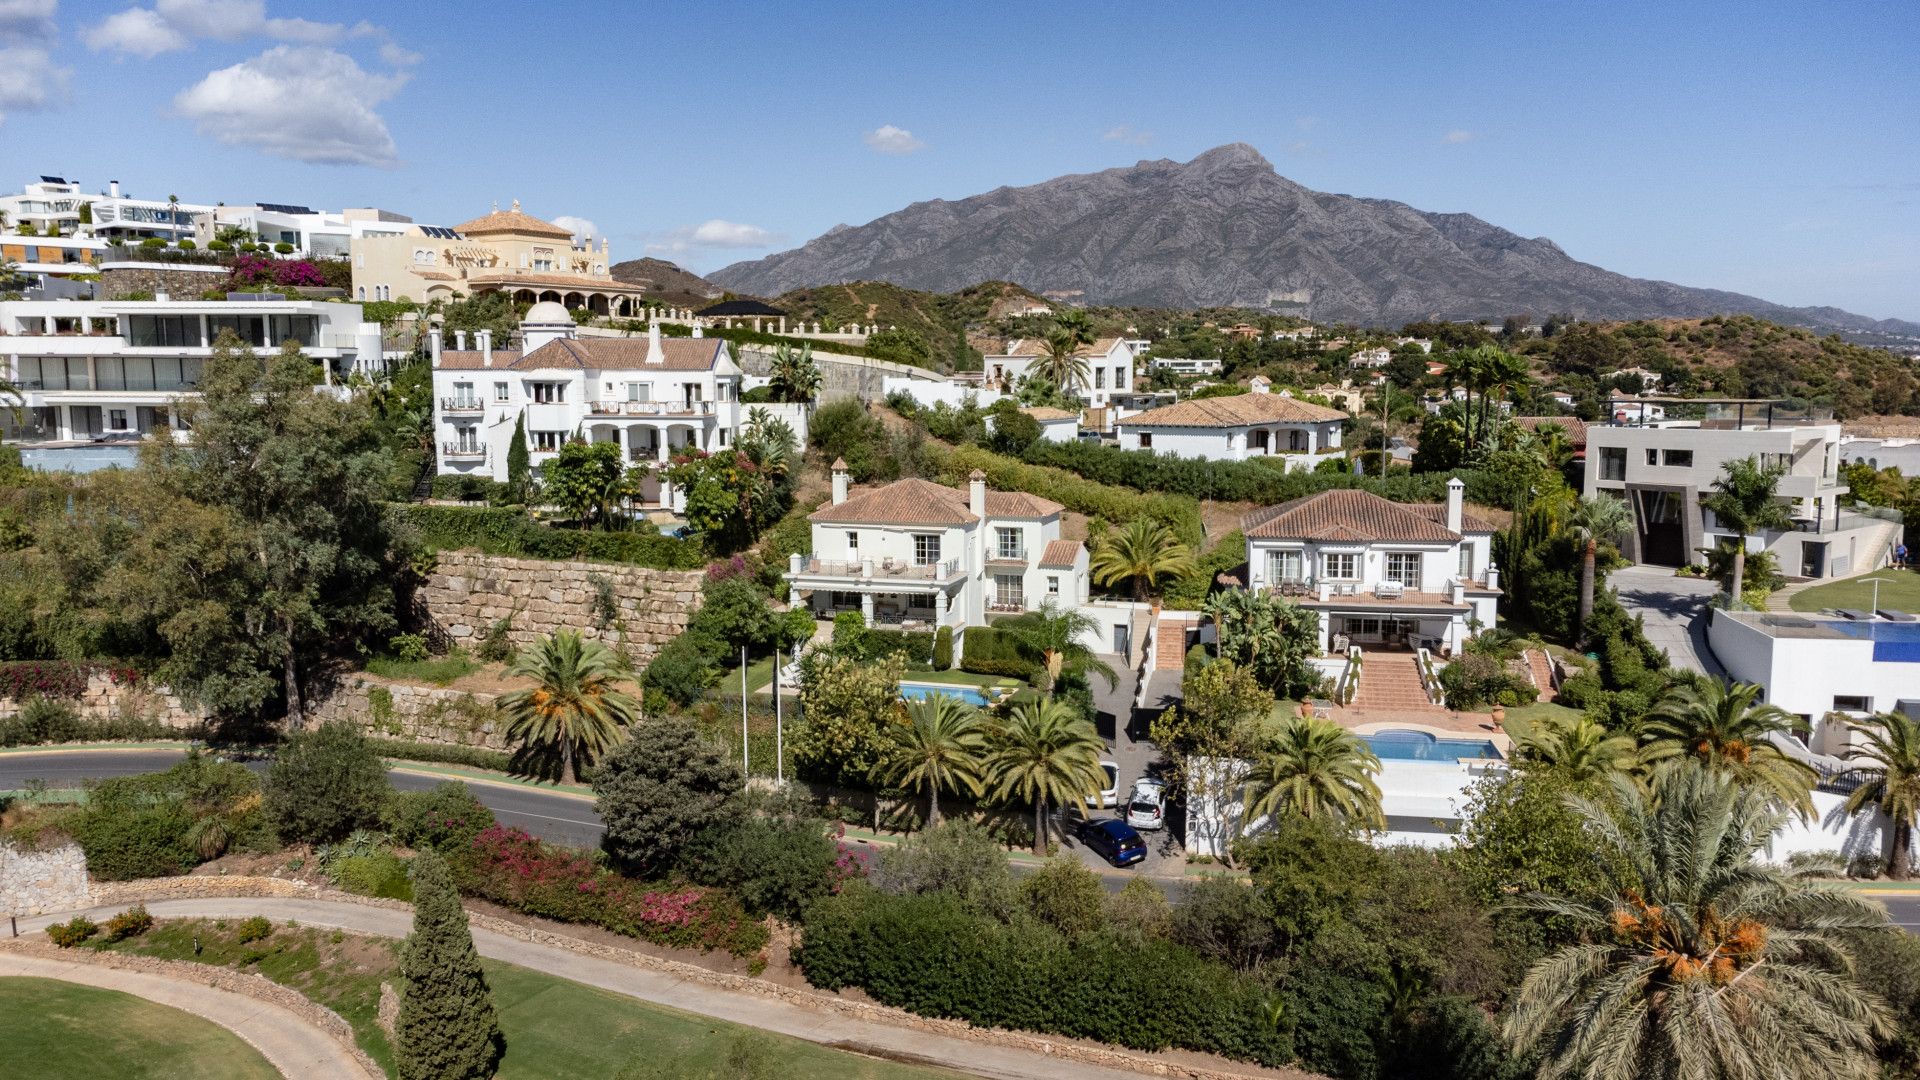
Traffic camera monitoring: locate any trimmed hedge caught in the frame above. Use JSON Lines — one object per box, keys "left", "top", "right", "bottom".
{"left": 960, "top": 625, "right": 1038, "bottom": 680}
{"left": 395, "top": 504, "right": 706, "bottom": 568}
{"left": 933, "top": 626, "right": 953, "bottom": 671}
{"left": 799, "top": 887, "right": 1287, "bottom": 1065}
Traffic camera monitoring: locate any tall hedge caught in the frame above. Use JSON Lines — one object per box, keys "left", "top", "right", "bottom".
{"left": 930, "top": 444, "right": 1203, "bottom": 542}
{"left": 395, "top": 504, "right": 706, "bottom": 568}
{"left": 959, "top": 625, "right": 1038, "bottom": 680}
{"left": 799, "top": 888, "right": 1287, "bottom": 1066}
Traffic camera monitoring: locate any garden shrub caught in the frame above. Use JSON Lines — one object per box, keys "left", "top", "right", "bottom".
{"left": 235, "top": 915, "right": 274, "bottom": 943}
{"left": 386, "top": 781, "right": 497, "bottom": 856}
{"left": 395, "top": 504, "right": 705, "bottom": 569}
{"left": 464, "top": 826, "right": 768, "bottom": 957}
{"left": 959, "top": 625, "right": 1038, "bottom": 679}
{"left": 932, "top": 626, "right": 953, "bottom": 671}
{"left": 101, "top": 904, "right": 153, "bottom": 942}
{"left": 333, "top": 850, "right": 414, "bottom": 900}
{"left": 857, "top": 627, "right": 934, "bottom": 668}
{"left": 688, "top": 812, "right": 852, "bottom": 921}
{"left": 265, "top": 723, "right": 391, "bottom": 844}
{"left": 1436, "top": 654, "right": 1537, "bottom": 711}
{"left": 366, "top": 738, "right": 512, "bottom": 773}
{"left": 641, "top": 631, "right": 725, "bottom": 710}
{"left": 46, "top": 916, "right": 97, "bottom": 947}
{"left": 933, "top": 444, "right": 1201, "bottom": 543}
{"left": 0, "top": 660, "right": 120, "bottom": 700}
{"left": 594, "top": 719, "right": 741, "bottom": 876}
{"left": 71, "top": 802, "right": 197, "bottom": 880}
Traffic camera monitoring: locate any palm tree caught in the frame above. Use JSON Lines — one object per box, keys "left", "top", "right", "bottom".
{"left": 1640, "top": 678, "right": 1817, "bottom": 816}
{"left": 498, "top": 630, "right": 638, "bottom": 784}
{"left": 996, "top": 599, "right": 1117, "bottom": 692}
{"left": 1052, "top": 310, "right": 1095, "bottom": 347}
{"left": 166, "top": 193, "right": 181, "bottom": 244}
{"left": 1568, "top": 494, "right": 1633, "bottom": 646}
{"left": 1505, "top": 767, "right": 1892, "bottom": 1080}
{"left": 986, "top": 697, "right": 1109, "bottom": 856}
{"left": 1519, "top": 716, "right": 1640, "bottom": 785}
{"left": 1090, "top": 519, "right": 1195, "bottom": 601}
{"left": 1448, "top": 347, "right": 1494, "bottom": 448}
{"left": 1699, "top": 455, "right": 1792, "bottom": 605}
{"left": 880, "top": 694, "right": 988, "bottom": 827}
{"left": 1033, "top": 329, "right": 1090, "bottom": 394}
{"left": 1844, "top": 710, "right": 1920, "bottom": 879}
{"left": 1482, "top": 348, "right": 1531, "bottom": 438}
{"left": 768, "top": 343, "right": 822, "bottom": 403}
{"left": 1242, "top": 716, "right": 1383, "bottom": 829}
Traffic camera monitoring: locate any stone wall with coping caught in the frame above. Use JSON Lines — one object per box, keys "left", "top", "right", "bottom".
{"left": 0, "top": 842, "right": 90, "bottom": 916}
{"left": 0, "top": 673, "right": 205, "bottom": 729}
{"left": 418, "top": 551, "right": 704, "bottom": 667}
{"left": 306, "top": 674, "right": 509, "bottom": 752}
{"left": 98, "top": 264, "right": 229, "bottom": 301}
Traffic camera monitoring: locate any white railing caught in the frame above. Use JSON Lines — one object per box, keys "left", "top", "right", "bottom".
{"left": 1415, "top": 647, "right": 1441, "bottom": 706}
{"left": 1336, "top": 645, "right": 1363, "bottom": 705}
{"left": 441, "top": 396, "right": 482, "bottom": 413}
{"left": 796, "top": 557, "right": 961, "bottom": 580}
{"left": 589, "top": 400, "right": 716, "bottom": 418}
{"left": 441, "top": 442, "right": 484, "bottom": 459}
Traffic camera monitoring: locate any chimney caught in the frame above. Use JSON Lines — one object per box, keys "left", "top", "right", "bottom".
{"left": 830, "top": 458, "right": 849, "bottom": 505}
{"left": 645, "top": 321, "right": 664, "bottom": 365}
{"left": 968, "top": 468, "right": 986, "bottom": 520}
{"left": 428, "top": 328, "right": 442, "bottom": 365}
{"left": 478, "top": 329, "right": 493, "bottom": 367}
{"left": 109, "top": 180, "right": 120, "bottom": 198}
{"left": 1445, "top": 476, "right": 1464, "bottom": 534}
{"left": 455, "top": 330, "right": 468, "bottom": 351}
{"left": 692, "top": 325, "right": 704, "bottom": 338}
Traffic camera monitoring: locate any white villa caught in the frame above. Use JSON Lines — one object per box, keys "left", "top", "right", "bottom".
{"left": 983, "top": 336, "right": 1135, "bottom": 412}
{"left": 1241, "top": 480, "right": 1500, "bottom": 655}
{"left": 0, "top": 297, "right": 380, "bottom": 442}
{"left": 1021, "top": 406, "right": 1080, "bottom": 443}
{"left": 1114, "top": 392, "right": 1348, "bottom": 469}
{"left": 1148, "top": 357, "right": 1223, "bottom": 377}
{"left": 784, "top": 464, "right": 1094, "bottom": 644}
{"left": 429, "top": 304, "right": 744, "bottom": 511}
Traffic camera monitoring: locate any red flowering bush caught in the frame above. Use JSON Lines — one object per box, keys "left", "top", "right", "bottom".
{"left": 0, "top": 660, "right": 92, "bottom": 700}
{"left": 463, "top": 826, "right": 768, "bottom": 957}
{"left": 225, "top": 254, "right": 326, "bottom": 290}
{"left": 704, "top": 555, "right": 752, "bottom": 583}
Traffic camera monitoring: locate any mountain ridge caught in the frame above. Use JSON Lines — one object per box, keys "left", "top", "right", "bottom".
{"left": 712, "top": 144, "right": 1918, "bottom": 337}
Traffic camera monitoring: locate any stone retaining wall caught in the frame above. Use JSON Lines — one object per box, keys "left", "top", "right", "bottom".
{"left": 98, "top": 265, "right": 229, "bottom": 301}
{"left": 0, "top": 842, "right": 90, "bottom": 916}
{"left": 0, "top": 940, "right": 382, "bottom": 1079}
{"left": 307, "top": 674, "right": 510, "bottom": 752}
{"left": 419, "top": 550, "right": 703, "bottom": 668}
{"left": 0, "top": 673, "right": 205, "bottom": 729}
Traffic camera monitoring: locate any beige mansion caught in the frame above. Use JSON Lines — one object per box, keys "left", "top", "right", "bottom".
{"left": 350, "top": 202, "right": 654, "bottom": 315}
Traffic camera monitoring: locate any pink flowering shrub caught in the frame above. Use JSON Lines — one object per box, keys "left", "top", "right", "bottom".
{"left": 464, "top": 826, "right": 768, "bottom": 956}
{"left": 704, "top": 555, "right": 752, "bottom": 583}
{"left": 226, "top": 254, "right": 327, "bottom": 290}
{"left": 0, "top": 660, "right": 135, "bottom": 701}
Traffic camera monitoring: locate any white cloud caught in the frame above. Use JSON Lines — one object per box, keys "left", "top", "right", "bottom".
{"left": 863, "top": 124, "right": 925, "bottom": 155}
{"left": 1443, "top": 129, "right": 1478, "bottom": 144}
{"left": 550, "top": 215, "right": 598, "bottom": 245}
{"left": 0, "top": 0, "right": 57, "bottom": 42}
{"left": 1101, "top": 124, "right": 1152, "bottom": 145}
{"left": 173, "top": 45, "right": 403, "bottom": 166}
{"left": 645, "top": 219, "right": 782, "bottom": 258}
{"left": 83, "top": 8, "right": 188, "bottom": 55}
{"left": 0, "top": 45, "right": 68, "bottom": 124}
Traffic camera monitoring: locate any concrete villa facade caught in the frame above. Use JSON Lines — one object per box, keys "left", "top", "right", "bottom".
{"left": 352, "top": 203, "right": 654, "bottom": 314}
{"left": 1116, "top": 390, "right": 1347, "bottom": 468}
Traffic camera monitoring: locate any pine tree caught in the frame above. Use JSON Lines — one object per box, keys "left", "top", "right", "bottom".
{"left": 396, "top": 850, "right": 502, "bottom": 1080}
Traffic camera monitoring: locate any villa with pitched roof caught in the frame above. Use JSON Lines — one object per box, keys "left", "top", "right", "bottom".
{"left": 783, "top": 462, "right": 1096, "bottom": 643}
{"left": 1115, "top": 390, "right": 1348, "bottom": 469}
{"left": 982, "top": 336, "right": 1136, "bottom": 414}
{"left": 1241, "top": 479, "right": 1500, "bottom": 654}
{"left": 430, "top": 304, "right": 743, "bottom": 510}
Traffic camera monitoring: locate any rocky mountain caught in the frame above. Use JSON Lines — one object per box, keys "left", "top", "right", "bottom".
{"left": 608, "top": 257, "right": 724, "bottom": 307}
{"left": 712, "top": 144, "right": 1918, "bottom": 336}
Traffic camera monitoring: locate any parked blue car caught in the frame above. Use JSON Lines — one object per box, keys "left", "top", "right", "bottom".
{"left": 1082, "top": 818, "right": 1148, "bottom": 867}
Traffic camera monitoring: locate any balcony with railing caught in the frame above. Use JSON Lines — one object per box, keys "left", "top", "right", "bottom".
{"left": 441, "top": 396, "right": 483, "bottom": 414}
{"left": 442, "top": 442, "right": 485, "bottom": 460}
{"left": 788, "top": 556, "right": 964, "bottom": 583}
{"left": 985, "top": 545, "right": 1029, "bottom": 565}
{"left": 588, "top": 400, "right": 717, "bottom": 418}
{"left": 987, "top": 592, "right": 1027, "bottom": 614}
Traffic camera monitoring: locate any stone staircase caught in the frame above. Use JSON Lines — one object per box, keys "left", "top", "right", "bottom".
{"left": 1350, "top": 652, "right": 1440, "bottom": 711}
{"left": 1522, "top": 648, "right": 1557, "bottom": 696}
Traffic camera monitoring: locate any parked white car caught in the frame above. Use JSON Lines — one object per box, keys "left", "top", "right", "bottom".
{"left": 1126, "top": 778, "right": 1168, "bottom": 831}
{"left": 1083, "top": 760, "right": 1120, "bottom": 809}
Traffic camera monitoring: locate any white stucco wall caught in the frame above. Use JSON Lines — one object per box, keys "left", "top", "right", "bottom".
{"left": 1708, "top": 610, "right": 1920, "bottom": 719}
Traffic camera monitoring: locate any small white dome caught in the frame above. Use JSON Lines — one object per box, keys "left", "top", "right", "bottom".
{"left": 523, "top": 300, "right": 571, "bottom": 325}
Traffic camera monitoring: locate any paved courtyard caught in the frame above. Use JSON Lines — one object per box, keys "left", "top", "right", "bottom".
{"left": 1610, "top": 564, "right": 1725, "bottom": 676}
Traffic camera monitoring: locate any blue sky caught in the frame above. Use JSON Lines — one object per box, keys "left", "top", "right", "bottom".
{"left": 2, "top": 0, "right": 1915, "bottom": 320}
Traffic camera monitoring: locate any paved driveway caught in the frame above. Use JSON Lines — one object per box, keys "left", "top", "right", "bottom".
{"left": 1051, "top": 656, "right": 1184, "bottom": 880}
{"left": 1610, "top": 564, "right": 1725, "bottom": 677}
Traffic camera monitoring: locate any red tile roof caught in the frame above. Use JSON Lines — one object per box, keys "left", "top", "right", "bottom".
{"left": 1038, "top": 539, "right": 1083, "bottom": 568}
{"left": 435, "top": 337, "right": 726, "bottom": 372}
{"left": 452, "top": 206, "right": 575, "bottom": 239}
{"left": 1118, "top": 393, "right": 1347, "bottom": 428}
{"left": 810, "top": 478, "right": 1064, "bottom": 527}
{"left": 1242, "top": 489, "right": 1480, "bottom": 542}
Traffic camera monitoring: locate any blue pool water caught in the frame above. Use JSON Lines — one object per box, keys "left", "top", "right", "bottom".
{"left": 1362, "top": 730, "right": 1500, "bottom": 762}
{"left": 20, "top": 445, "right": 141, "bottom": 473}
{"left": 899, "top": 682, "right": 993, "bottom": 708}
{"left": 1829, "top": 620, "right": 1920, "bottom": 663}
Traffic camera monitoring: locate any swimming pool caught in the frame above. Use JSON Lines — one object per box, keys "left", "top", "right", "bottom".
{"left": 1829, "top": 620, "right": 1920, "bottom": 663}
{"left": 1361, "top": 730, "right": 1500, "bottom": 762}
{"left": 20, "top": 445, "right": 141, "bottom": 473}
{"left": 899, "top": 681, "right": 993, "bottom": 708}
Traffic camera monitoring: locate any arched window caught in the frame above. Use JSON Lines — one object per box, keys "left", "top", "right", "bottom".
{"left": 356, "top": 286, "right": 365, "bottom": 300}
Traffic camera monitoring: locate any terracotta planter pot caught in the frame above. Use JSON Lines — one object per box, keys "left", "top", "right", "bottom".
{"left": 1490, "top": 706, "right": 1506, "bottom": 725}
{"left": 1298, "top": 702, "right": 1313, "bottom": 719}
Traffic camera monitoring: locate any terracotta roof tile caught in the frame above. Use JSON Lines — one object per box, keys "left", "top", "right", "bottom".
{"left": 1020, "top": 407, "right": 1077, "bottom": 422}
{"left": 809, "top": 478, "right": 1062, "bottom": 527}
{"left": 452, "top": 206, "right": 575, "bottom": 239}
{"left": 1039, "top": 539, "right": 1083, "bottom": 568}
{"left": 435, "top": 349, "right": 523, "bottom": 370}
{"left": 1405, "top": 504, "right": 1498, "bottom": 534}
{"left": 1242, "top": 489, "right": 1466, "bottom": 542}
{"left": 1118, "top": 394, "right": 1347, "bottom": 428}
{"left": 985, "top": 490, "right": 1065, "bottom": 518}
{"left": 434, "top": 338, "right": 724, "bottom": 372}
{"left": 1513, "top": 415, "right": 1588, "bottom": 449}
{"left": 462, "top": 271, "right": 649, "bottom": 293}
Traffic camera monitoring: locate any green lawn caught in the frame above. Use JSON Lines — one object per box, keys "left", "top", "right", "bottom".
{"left": 1787, "top": 568, "right": 1920, "bottom": 614}
{"left": 714, "top": 652, "right": 779, "bottom": 694}
{"left": 1497, "top": 701, "right": 1584, "bottom": 748}
{"left": 101, "top": 919, "right": 958, "bottom": 1080}
{"left": 365, "top": 650, "right": 483, "bottom": 686}
{"left": 0, "top": 976, "right": 281, "bottom": 1080}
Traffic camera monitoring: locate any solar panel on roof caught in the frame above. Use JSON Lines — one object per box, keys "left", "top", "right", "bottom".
{"left": 39, "top": 175, "right": 67, "bottom": 184}
{"left": 417, "top": 226, "right": 465, "bottom": 240}
{"left": 256, "top": 202, "right": 314, "bottom": 215}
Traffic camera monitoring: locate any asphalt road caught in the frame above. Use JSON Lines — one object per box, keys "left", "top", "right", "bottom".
{"left": 1882, "top": 893, "right": 1920, "bottom": 934}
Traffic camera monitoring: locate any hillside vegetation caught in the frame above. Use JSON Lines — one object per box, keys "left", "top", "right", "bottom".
{"left": 772, "top": 280, "right": 1047, "bottom": 372}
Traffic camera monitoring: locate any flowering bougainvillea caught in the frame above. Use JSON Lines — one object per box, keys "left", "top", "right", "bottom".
{"left": 225, "top": 254, "right": 327, "bottom": 290}
{"left": 0, "top": 661, "right": 135, "bottom": 701}
{"left": 463, "top": 826, "right": 768, "bottom": 957}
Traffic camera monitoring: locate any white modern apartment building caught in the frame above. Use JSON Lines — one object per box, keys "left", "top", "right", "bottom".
{"left": 192, "top": 205, "right": 412, "bottom": 259}
{"left": 429, "top": 304, "right": 744, "bottom": 510}
{"left": 1148, "top": 356, "right": 1222, "bottom": 376}
{"left": 1, "top": 234, "right": 105, "bottom": 288}
{"left": 1584, "top": 398, "right": 1895, "bottom": 579}
{"left": 0, "top": 177, "right": 212, "bottom": 243}
{"left": 983, "top": 336, "right": 1135, "bottom": 411}
{"left": 1241, "top": 481, "right": 1500, "bottom": 655}
{"left": 784, "top": 463, "right": 1093, "bottom": 644}
{"left": 0, "top": 297, "right": 380, "bottom": 442}
{"left": 1115, "top": 391, "right": 1347, "bottom": 469}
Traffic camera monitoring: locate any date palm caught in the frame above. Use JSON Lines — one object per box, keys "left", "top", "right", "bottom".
{"left": 1090, "top": 519, "right": 1195, "bottom": 602}
{"left": 1568, "top": 494, "right": 1632, "bottom": 646}
{"left": 1519, "top": 715, "right": 1640, "bottom": 786}
{"left": 1843, "top": 710, "right": 1920, "bottom": 879}
{"left": 1033, "top": 329, "right": 1090, "bottom": 394}
{"left": 1505, "top": 767, "right": 1893, "bottom": 1080}
{"left": 995, "top": 599, "right": 1117, "bottom": 692}
{"left": 499, "top": 630, "right": 638, "bottom": 784}
{"left": 1242, "top": 716, "right": 1383, "bottom": 829}
{"left": 1700, "top": 456, "right": 1792, "bottom": 605}
{"left": 880, "top": 693, "right": 987, "bottom": 827}
{"left": 987, "top": 696, "right": 1109, "bottom": 856}
{"left": 1639, "top": 678, "right": 1816, "bottom": 817}
{"left": 768, "top": 342, "right": 821, "bottom": 403}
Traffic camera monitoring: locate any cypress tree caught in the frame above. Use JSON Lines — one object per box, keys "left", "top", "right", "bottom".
{"left": 506, "top": 410, "right": 530, "bottom": 502}
{"left": 396, "top": 850, "right": 502, "bottom": 1080}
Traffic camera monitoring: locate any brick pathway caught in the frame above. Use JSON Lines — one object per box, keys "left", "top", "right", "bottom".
{"left": 1351, "top": 652, "right": 1439, "bottom": 711}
